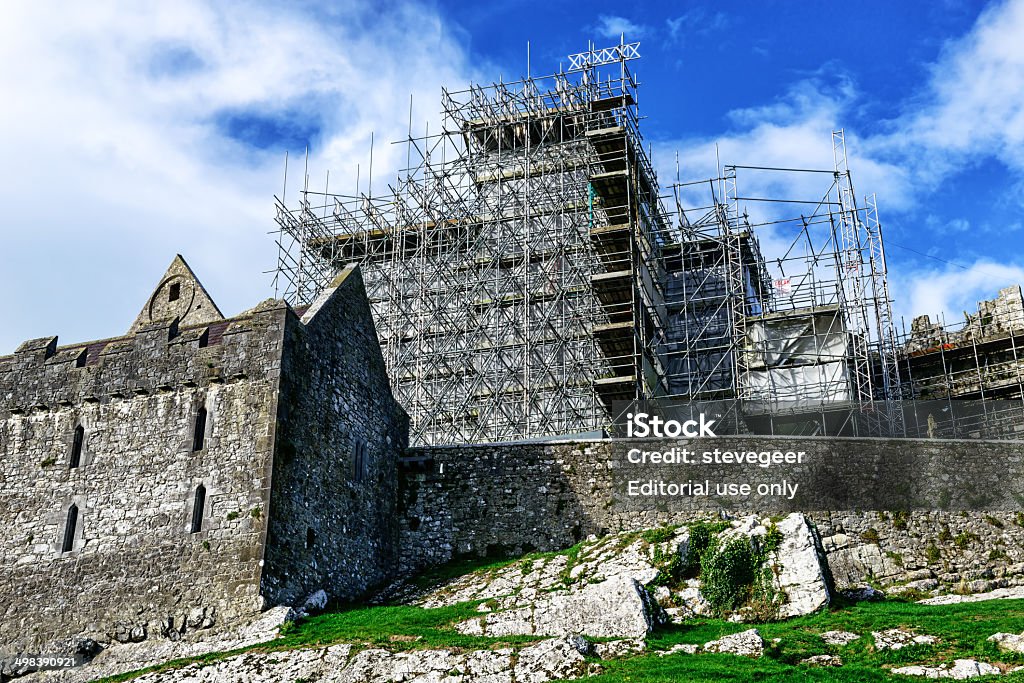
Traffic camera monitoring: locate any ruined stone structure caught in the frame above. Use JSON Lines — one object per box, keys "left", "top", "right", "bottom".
{"left": 4, "top": 254, "right": 1024, "bottom": 665}
{"left": 0, "top": 256, "right": 408, "bottom": 654}
{"left": 901, "top": 285, "right": 1024, "bottom": 439}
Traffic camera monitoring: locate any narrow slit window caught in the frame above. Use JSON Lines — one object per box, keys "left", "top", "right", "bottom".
{"left": 192, "top": 406, "right": 207, "bottom": 452}
{"left": 62, "top": 504, "right": 78, "bottom": 553}
{"left": 69, "top": 425, "right": 84, "bottom": 469}
{"left": 352, "top": 441, "right": 367, "bottom": 482}
{"left": 168, "top": 282, "right": 181, "bottom": 302}
{"left": 191, "top": 485, "right": 206, "bottom": 534}
{"left": 306, "top": 527, "right": 316, "bottom": 549}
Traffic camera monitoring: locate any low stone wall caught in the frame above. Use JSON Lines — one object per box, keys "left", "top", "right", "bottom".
{"left": 398, "top": 437, "right": 1024, "bottom": 591}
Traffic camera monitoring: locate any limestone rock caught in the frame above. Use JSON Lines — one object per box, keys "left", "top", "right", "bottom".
{"left": 670, "top": 580, "right": 713, "bottom": 619}
{"left": 95, "top": 636, "right": 598, "bottom": 683}
{"left": 703, "top": 629, "right": 765, "bottom": 657}
{"left": 820, "top": 630, "right": 860, "bottom": 646}
{"left": 829, "top": 543, "right": 903, "bottom": 588}
{"left": 710, "top": 513, "right": 832, "bottom": 619}
{"left": 889, "top": 578, "right": 939, "bottom": 595}
{"left": 593, "top": 638, "right": 646, "bottom": 659}
{"left": 841, "top": 586, "right": 885, "bottom": 602}
{"left": 657, "top": 643, "right": 701, "bottom": 656}
{"left": 297, "top": 589, "right": 328, "bottom": 617}
{"left": 891, "top": 659, "right": 1002, "bottom": 679}
{"left": 800, "top": 654, "right": 843, "bottom": 667}
{"left": 771, "top": 513, "right": 833, "bottom": 618}
{"left": 514, "top": 635, "right": 597, "bottom": 683}
{"left": 988, "top": 632, "right": 1024, "bottom": 654}
{"left": 919, "top": 586, "right": 1024, "bottom": 606}
{"left": 424, "top": 528, "right": 686, "bottom": 639}
{"left": 456, "top": 574, "right": 655, "bottom": 639}
{"left": 872, "top": 628, "right": 938, "bottom": 650}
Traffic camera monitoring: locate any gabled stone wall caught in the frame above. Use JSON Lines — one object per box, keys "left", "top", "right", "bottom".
{"left": 0, "top": 300, "right": 289, "bottom": 654}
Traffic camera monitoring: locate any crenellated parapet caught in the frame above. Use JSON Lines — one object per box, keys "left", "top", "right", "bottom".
{"left": 0, "top": 302, "right": 291, "bottom": 417}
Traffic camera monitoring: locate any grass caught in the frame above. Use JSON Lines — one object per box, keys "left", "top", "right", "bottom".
{"left": 93, "top": 539, "right": 1024, "bottom": 683}
{"left": 613, "top": 599, "right": 1024, "bottom": 682}
{"left": 95, "top": 596, "right": 1024, "bottom": 682}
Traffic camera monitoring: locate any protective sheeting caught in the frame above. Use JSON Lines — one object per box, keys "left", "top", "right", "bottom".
{"left": 744, "top": 361, "right": 852, "bottom": 412}
{"left": 741, "top": 309, "right": 852, "bottom": 410}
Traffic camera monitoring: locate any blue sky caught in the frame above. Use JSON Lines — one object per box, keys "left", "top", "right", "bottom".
{"left": 2, "top": 0, "right": 1023, "bottom": 353}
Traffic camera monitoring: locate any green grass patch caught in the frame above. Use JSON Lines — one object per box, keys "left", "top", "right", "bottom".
{"left": 95, "top": 597, "right": 1024, "bottom": 683}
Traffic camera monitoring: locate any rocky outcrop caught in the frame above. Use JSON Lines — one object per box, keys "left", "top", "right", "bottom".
{"left": 919, "top": 586, "right": 1024, "bottom": 606}
{"left": 419, "top": 530, "right": 685, "bottom": 639}
{"left": 419, "top": 513, "right": 831, "bottom": 640}
{"left": 988, "top": 632, "right": 1024, "bottom": 654}
{"left": 702, "top": 629, "right": 765, "bottom": 657}
{"left": 872, "top": 629, "right": 938, "bottom": 651}
{"left": 456, "top": 574, "right": 657, "bottom": 639}
{"left": 118, "top": 636, "right": 598, "bottom": 683}
{"left": 767, "top": 514, "right": 833, "bottom": 618}
{"left": 17, "top": 608, "right": 297, "bottom": 683}
{"left": 820, "top": 630, "right": 860, "bottom": 646}
{"left": 891, "top": 659, "right": 1006, "bottom": 679}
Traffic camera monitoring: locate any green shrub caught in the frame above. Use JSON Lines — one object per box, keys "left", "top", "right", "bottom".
{"left": 954, "top": 532, "right": 979, "bottom": 549}
{"left": 892, "top": 510, "right": 910, "bottom": 531}
{"left": 989, "top": 548, "right": 1010, "bottom": 562}
{"left": 761, "top": 523, "right": 784, "bottom": 554}
{"left": 642, "top": 526, "right": 677, "bottom": 544}
{"left": 684, "top": 522, "right": 721, "bottom": 576}
{"left": 701, "top": 538, "right": 757, "bottom": 614}
{"left": 925, "top": 543, "right": 941, "bottom": 564}
{"left": 861, "top": 528, "right": 881, "bottom": 545}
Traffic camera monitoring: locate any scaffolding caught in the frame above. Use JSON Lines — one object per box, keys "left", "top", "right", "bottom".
{"left": 898, "top": 285, "right": 1024, "bottom": 439}
{"left": 273, "top": 39, "right": 669, "bottom": 445}
{"left": 272, "top": 41, "right": 905, "bottom": 444}
{"left": 662, "top": 135, "right": 903, "bottom": 437}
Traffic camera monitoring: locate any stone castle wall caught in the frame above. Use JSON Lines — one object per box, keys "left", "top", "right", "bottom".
{"left": 0, "top": 260, "right": 410, "bottom": 655}
{"left": 262, "top": 267, "right": 409, "bottom": 608}
{"left": 0, "top": 301, "right": 290, "bottom": 654}
{"left": 399, "top": 437, "right": 1024, "bottom": 591}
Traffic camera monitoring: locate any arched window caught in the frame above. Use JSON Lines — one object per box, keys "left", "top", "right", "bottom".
{"left": 62, "top": 504, "right": 78, "bottom": 553}
{"left": 69, "top": 425, "right": 84, "bottom": 469}
{"left": 192, "top": 406, "right": 207, "bottom": 452}
{"left": 191, "top": 485, "right": 206, "bottom": 534}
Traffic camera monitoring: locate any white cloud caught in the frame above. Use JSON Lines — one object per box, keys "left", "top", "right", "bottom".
{"left": 851, "top": 0, "right": 1024, "bottom": 200}
{"left": 655, "top": 0, "right": 1024, "bottom": 326}
{"left": 666, "top": 8, "right": 728, "bottom": 43}
{"left": 594, "top": 15, "right": 646, "bottom": 41}
{"left": 0, "top": 1, "right": 488, "bottom": 353}
{"left": 891, "top": 261, "right": 1024, "bottom": 329}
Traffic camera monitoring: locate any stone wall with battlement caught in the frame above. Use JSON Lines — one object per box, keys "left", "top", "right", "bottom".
{"left": 0, "top": 259, "right": 407, "bottom": 655}
{"left": 0, "top": 299, "right": 288, "bottom": 654}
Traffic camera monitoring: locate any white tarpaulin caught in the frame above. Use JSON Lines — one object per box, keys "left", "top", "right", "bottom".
{"left": 741, "top": 309, "right": 852, "bottom": 409}
{"left": 744, "top": 361, "right": 852, "bottom": 411}
{"left": 742, "top": 310, "right": 848, "bottom": 370}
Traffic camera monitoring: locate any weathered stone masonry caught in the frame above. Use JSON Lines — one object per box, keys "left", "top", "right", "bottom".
{"left": 0, "top": 257, "right": 407, "bottom": 654}
{"left": 399, "top": 438, "right": 1024, "bottom": 590}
